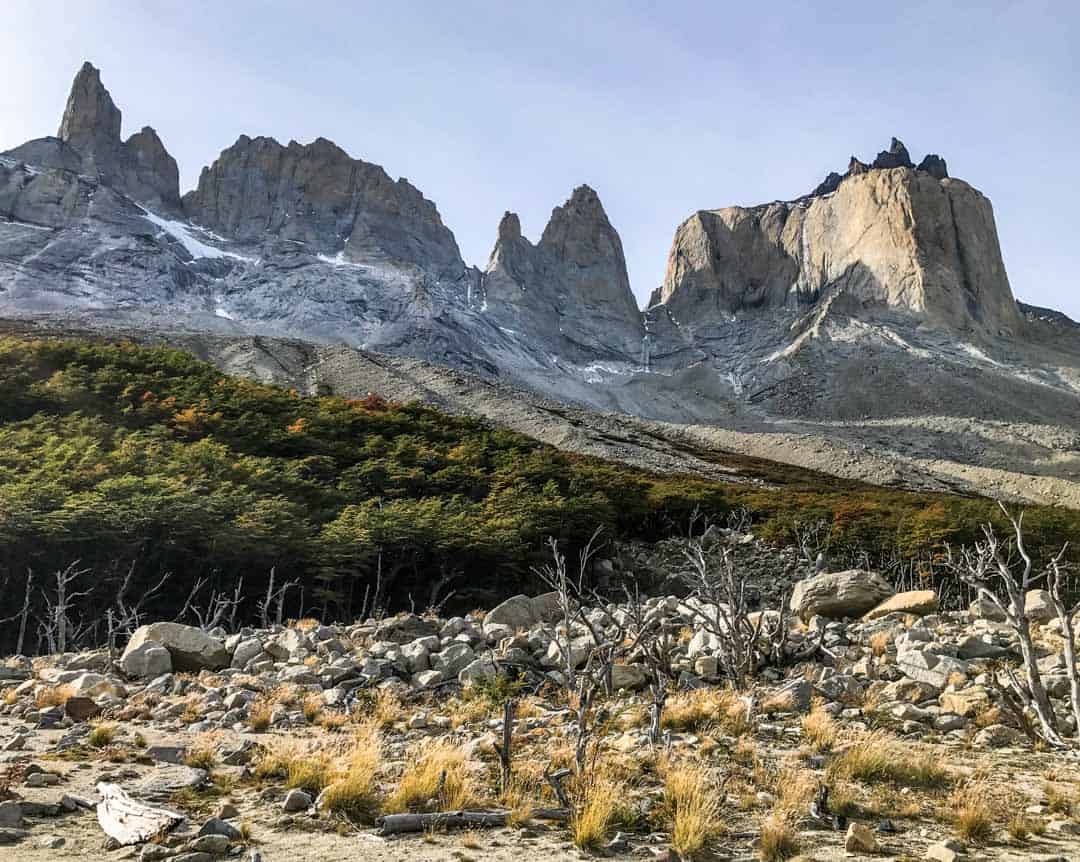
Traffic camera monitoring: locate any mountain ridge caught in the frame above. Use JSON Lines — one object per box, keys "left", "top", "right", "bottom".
{"left": 1, "top": 61, "right": 1078, "bottom": 504}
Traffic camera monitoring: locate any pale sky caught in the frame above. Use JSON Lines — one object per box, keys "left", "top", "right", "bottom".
{"left": 2, "top": 1, "right": 1077, "bottom": 318}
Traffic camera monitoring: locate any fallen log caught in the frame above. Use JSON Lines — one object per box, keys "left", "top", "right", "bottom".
{"left": 376, "top": 806, "right": 568, "bottom": 835}
{"left": 95, "top": 782, "right": 184, "bottom": 846}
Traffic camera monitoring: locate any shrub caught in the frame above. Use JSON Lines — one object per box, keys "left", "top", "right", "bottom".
{"left": 383, "top": 740, "right": 473, "bottom": 814}
{"left": 87, "top": 721, "right": 117, "bottom": 748}
{"left": 758, "top": 813, "right": 799, "bottom": 861}
{"left": 800, "top": 701, "right": 837, "bottom": 753}
{"left": 319, "top": 721, "right": 383, "bottom": 821}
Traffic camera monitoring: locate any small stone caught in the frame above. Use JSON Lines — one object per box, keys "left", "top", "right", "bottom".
{"left": 282, "top": 788, "right": 312, "bottom": 812}
{"left": 37, "top": 835, "right": 65, "bottom": 849}
{"left": 845, "top": 821, "right": 879, "bottom": 853}
{"left": 0, "top": 802, "right": 23, "bottom": 829}
{"left": 925, "top": 838, "right": 965, "bottom": 861}
{"left": 216, "top": 801, "right": 240, "bottom": 819}
{"left": 198, "top": 817, "right": 242, "bottom": 840}
{"left": 186, "top": 834, "right": 231, "bottom": 853}
{"left": 24, "top": 771, "right": 60, "bottom": 788}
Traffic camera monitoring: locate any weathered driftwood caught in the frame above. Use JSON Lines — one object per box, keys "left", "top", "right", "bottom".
{"left": 95, "top": 782, "right": 183, "bottom": 846}
{"left": 376, "top": 807, "right": 568, "bottom": 835}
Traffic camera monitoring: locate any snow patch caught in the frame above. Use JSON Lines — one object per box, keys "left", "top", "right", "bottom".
{"left": 214, "top": 306, "right": 236, "bottom": 321}
{"left": 139, "top": 207, "right": 254, "bottom": 262}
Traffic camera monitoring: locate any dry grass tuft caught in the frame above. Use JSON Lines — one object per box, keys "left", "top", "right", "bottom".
{"left": 828, "top": 731, "right": 949, "bottom": 789}
{"left": 254, "top": 738, "right": 334, "bottom": 795}
{"left": 35, "top": 684, "right": 74, "bottom": 708}
{"left": 663, "top": 688, "right": 752, "bottom": 736}
{"left": 248, "top": 697, "right": 273, "bottom": 732}
{"left": 384, "top": 740, "right": 474, "bottom": 814}
{"left": 2, "top": 688, "right": 18, "bottom": 706}
{"left": 801, "top": 700, "right": 837, "bottom": 753}
{"left": 302, "top": 692, "right": 323, "bottom": 723}
{"left": 758, "top": 812, "right": 799, "bottom": 861}
{"left": 661, "top": 760, "right": 723, "bottom": 859}
{"left": 950, "top": 782, "right": 994, "bottom": 844}
{"left": 869, "top": 631, "right": 891, "bottom": 657}
{"left": 184, "top": 732, "right": 219, "bottom": 770}
{"left": 87, "top": 721, "right": 117, "bottom": 748}
{"left": 1044, "top": 781, "right": 1073, "bottom": 815}
{"left": 319, "top": 720, "right": 383, "bottom": 821}
{"left": 570, "top": 772, "right": 623, "bottom": 850}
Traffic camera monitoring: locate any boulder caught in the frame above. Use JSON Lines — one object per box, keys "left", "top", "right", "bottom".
{"left": 67, "top": 673, "right": 126, "bottom": 699}
{"left": 120, "top": 642, "right": 173, "bottom": 678}
{"left": 1025, "top": 589, "right": 1056, "bottom": 623}
{"left": 122, "top": 623, "right": 228, "bottom": 672}
{"left": 896, "top": 649, "right": 968, "bottom": 691}
{"left": 610, "top": 664, "right": 648, "bottom": 691}
{"left": 939, "top": 687, "right": 990, "bottom": 718}
{"left": 863, "top": 590, "right": 938, "bottom": 621}
{"left": 0, "top": 802, "right": 22, "bottom": 829}
{"left": 63, "top": 696, "right": 102, "bottom": 722}
{"left": 790, "top": 570, "right": 894, "bottom": 621}
{"left": 483, "top": 595, "right": 536, "bottom": 632}
{"left": 845, "top": 822, "right": 879, "bottom": 853}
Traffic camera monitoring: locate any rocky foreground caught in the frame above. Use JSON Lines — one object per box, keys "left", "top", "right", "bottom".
{"left": 3, "top": 554, "right": 1080, "bottom": 861}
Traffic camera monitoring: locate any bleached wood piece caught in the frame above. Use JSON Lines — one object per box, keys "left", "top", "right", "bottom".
{"left": 95, "top": 782, "right": 183, "bottom": 846}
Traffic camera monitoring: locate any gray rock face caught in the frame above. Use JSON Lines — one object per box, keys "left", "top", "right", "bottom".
{"left": 58, "top": 62, "right": 121, "bottom": 171}
{"left": 182, "top": 135, "right": 464, "bottom": 276}
{"left": 481, "top": 185, "right": 644, "bottom": 363}
{"left": 660, "top": 156, "right": 1022, "bottom": 337}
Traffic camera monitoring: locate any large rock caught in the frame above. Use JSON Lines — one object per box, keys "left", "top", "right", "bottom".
{"left": 789, "top": 570, "right": 894, "bottom": 621}
{"left": 122, "top": 623, "right": 228, "bottom": 672}
{"left": 896, "top": 649, "right": 968, "bottom": 691}
{"left": 1024, "top": 589, "right": 1056, "bottom": 623}
{"left": 863, "top": 590, "right": 939, "bottom": 621}
{"left": 120, "top": 642, "right": 173, "bottom": 678}
{"left": 939, "top": 686, "right": 990, "bottom": 718}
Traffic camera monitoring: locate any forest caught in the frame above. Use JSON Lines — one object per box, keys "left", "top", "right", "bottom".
{"left": 0, "top": 335, "right": 1076, "bottom": 654}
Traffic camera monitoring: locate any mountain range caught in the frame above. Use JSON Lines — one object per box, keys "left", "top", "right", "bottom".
{"left": 2, "top": 63, "right": 1078, "bottom": 506}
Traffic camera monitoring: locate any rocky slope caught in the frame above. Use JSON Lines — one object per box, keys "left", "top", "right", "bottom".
{"left": 1, "top": 62, "right": 1077, "bottom": 502}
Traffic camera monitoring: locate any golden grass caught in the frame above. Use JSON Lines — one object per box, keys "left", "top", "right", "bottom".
{"left": 1044, "top": 781, "right": 1073, "bottom": 815}
{"left": 661, "top": 760, "right": 723, "bottom": 859}
{"left": 800, "top": 701, "right": 837, "bottom": 753}
{"left": 254, "top": 738, "right": 334, "bottom": 795}
{"left": 950, "top": 782, "right": 994, "bottom": 844}
{"left": 35, "top": 684, "right": 74, "bottom": 708}
{"left": 248, "top": 697, "right": 273, "bottom": 732}
{"left": 184, "top": 732, "right": 219, "bottom": 770}
{"left": 319, "top": 721, "right": 383, "bottom": 821}
{"left": 758, "top": 813, "right": 799, "bottom": 861}
{"left": 383, "top": 740, "right": 474, "bottom": 814}
{"left": 869, "top": 631, "right": 891, "bottom": 657}
{"left": 317, "top": 710, "right": 349, "bottom": 730}
{"left": 1006, "top": 813, "right": 1032, "bottom": 843}
{"left": 87, "top": 721, "right": 117, "bottom": 748}
{"left": 570, "top": 772, "right": 623, "bottom": 850}
{"left": 663, "top": 688, "right": 752, "bottom": 736}
{"left": 827, "top": 732, "right": 949, "bottom": 789}
{"left": 302, "top": 692, "right": 323, "bottom": 723}
{"left": 759, "top": 690, "right": 796, "bottom": 714}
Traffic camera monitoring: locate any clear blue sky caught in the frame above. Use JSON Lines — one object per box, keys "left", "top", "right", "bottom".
{"left": 2, "top": 1, "right": 1077, "bottom": 317}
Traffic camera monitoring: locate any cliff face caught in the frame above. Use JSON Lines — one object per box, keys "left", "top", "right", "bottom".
{"left": 182, "top": 135, "right": 466, "bottom": 278}
{"left": 481, "top": 185, "right": 644, "bottom": 362}
{"left": 659, "top": 141, "right": 1022, "bottom": 337}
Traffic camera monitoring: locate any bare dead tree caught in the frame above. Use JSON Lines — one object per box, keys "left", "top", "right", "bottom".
{"left": 258, "top": 568, "right": 300, "bottom": 628}
{"left": 36, "top": 562, "right": 92, "bottom": 655}
{"left": 620, "top": 584, "right": 678, "bottom": 743}
{"left": 0, "top": 569, "right": 34, "bottom": 655}
{"left": 793, "top": 517, "right": 831, "bottom": 566}
{"left": 492, "top": 699, "right": 515, "bottom": 794}
{"left": 680, "top": 521, "right": 822, "bottom": 689}
{"left": 945, "top": 502, "right": 1068, "bottom": 749}
{"left": 114, "top": 563, "right": 171, "bottom": 636}
{"left": 1045, "top": 548, "right": 1080, "bottom": 738}
{"left": 533, "top": 529, "right": 622, "bottom": 772}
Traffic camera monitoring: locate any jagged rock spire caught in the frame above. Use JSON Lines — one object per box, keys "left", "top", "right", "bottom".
{"left": 58, "top": 62, "right": 121, "bottom": 167}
